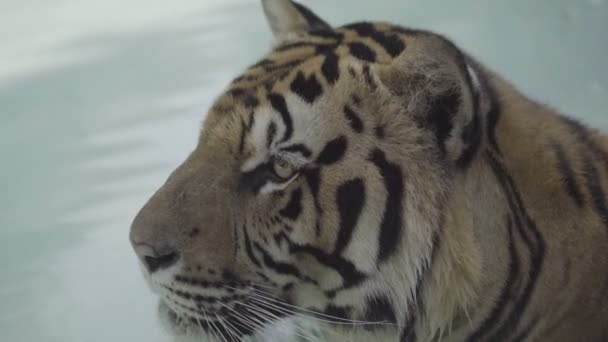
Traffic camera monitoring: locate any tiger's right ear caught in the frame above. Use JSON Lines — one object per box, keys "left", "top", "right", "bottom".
{"left": 377, "top": 34, "right": 490, "bottom": 168}
{"left": 261, "top": 0, "right": 331, "bottom": 39}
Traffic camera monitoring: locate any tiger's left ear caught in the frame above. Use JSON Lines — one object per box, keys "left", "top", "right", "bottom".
{"left": 261, "top": 0, "right": 331, "bottom": 39}
{"left": 377, "top": 34, "right": 489, "bottom": 168}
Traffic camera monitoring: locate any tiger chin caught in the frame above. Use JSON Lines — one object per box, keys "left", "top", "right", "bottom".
{"left": 130, "top": 1, "right": 608, "bottom": 341}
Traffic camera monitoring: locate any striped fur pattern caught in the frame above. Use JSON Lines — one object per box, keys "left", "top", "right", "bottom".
{"left": 129, "top": 1, "right": 608, "bottom": 341}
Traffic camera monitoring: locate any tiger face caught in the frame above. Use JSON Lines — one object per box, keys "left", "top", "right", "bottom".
{"left": 130, "top": 1, "right": 485, "bottom": 340}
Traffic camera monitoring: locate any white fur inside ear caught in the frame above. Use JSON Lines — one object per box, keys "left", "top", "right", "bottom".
{"left": 466, "top": 64, "right": 480, "bottom": 93}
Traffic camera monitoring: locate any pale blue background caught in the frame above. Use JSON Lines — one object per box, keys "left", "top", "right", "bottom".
{"left": 1, "top": 1, "right": 607, "bottom": 341}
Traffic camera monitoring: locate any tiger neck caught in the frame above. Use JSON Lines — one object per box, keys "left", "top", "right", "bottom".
{"left": 413, "top": 76, "right": 554, "bottom": 341}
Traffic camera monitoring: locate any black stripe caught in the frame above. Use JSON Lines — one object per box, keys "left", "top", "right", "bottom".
{"left": 304, "top": 168, "right": 320, "bottom": 201}
{"left": 485, "top": 85, "right": 502, "bottom": 153}
{"left": 344, "top": 22, "right": 405, "bottom": 57}
{"left": 562, "top": 117, "right": 608, "bottom": 231}
{"left": 371, "top": 32, "right": 405, "bottom": 58}
{"left": 174, "top": 276, "right": 232, "bottom": 289}
{"left": 288, "top": 241, "right": 367, "bottom": 289}
{"left": 274, "top": 41, "right": 317, "bottom": 52}
{"left": 304, "top": 168, "right": 323, "bottom": 237}
{"left": 466, "top": 217, "right": 520, "bottom": 342}
{"left": 279, "top": 188, "right": 303, "bottom": 220}
{"left": 238, "top": 118, "right": 248, "bottom": 155}
{"left": 324, "top": 305, "right": 352, "bottom": 321}
{"left": 273, "top": 231, "right": 290, "bottom": 248}
{"left": 400, "top": 315, "right": 416, "bottom": 342}
{"left": 334, "top": 178, "right": 365, "bottom": 255}
{"left": 344, "top": 105, "right": 364, "bottom": 133}
{"left": 254, "top": 243, "right": 302, "bottom": 278}
{"left": 243, "top": 225, "right": 261, "bottom": 267}
{"left": 369, "top": 149, "right": 404, "bottom": 262}
{"left": 164, "top": 287, "right": 243, "bottom": 310}
{"left": 290, "top": 71, "right": 323, "bottom": 103}
{"left": 315, "top": 43, "right": 337, "bottom": 55}
{"left": 425, "top": 88, "right": 461, "bottom": 156}
{"left": 484, "top": 152, "right": 545, "bottom": 341}
{"left": 308, "top": 30, "right": 344, "bottom": 41}
{"left": 394, "top": 26, "right": 426, "bottom": 36}
{"left": 264, "top": 59, "right": 305, "bottom": 74}
{"left": 317, "top": 136, "right": 347, "bottom": 165}
{"left": 280, "top": 144, "right": 313, "bottom": 158}
{"left": 243, "top": 95, "right": 259, "bottom": 108}
{"left": 266, "top": 121, "right": 277, "bottom": 149}
{"left": 250, "top": 58, "right": 273, "bottom": 70}
{"left": 269, "top": 215, "right": 281, "bottom": 225}
{"left": 363, "top": 295, "right": 397, "bottom": 328}
{"left": 349, "top": 42, "right": 376, "bottom": 62}
{"left": 246, "top": 110, "right": 255, "bottom": 131}
{"left": 374, "top": 125, "right": 385, "bottom": 139}
{"left": 278, "top": 232, "right": 367, "bottom": 289}
{"left": 268, "top": 93, "right": 294, "bottom": 142}
{"left": 510, "top": 315, "right": 540, "bottom": 342}
{"left": 582, "top": 153, "right": 608, "bottom": 229}
{"left": 362, "top": 64, "right": 377, "bottom": 90}
{"left": 321, "top": 50, "right": 340, "bottom": 84}
{"left": 348, "top": 66, "right": 357, "bottom": 78}
{"left": 228, "top": 87, "right": 246, "bottom": 98}
{"left": 232, "top": 73, "right": 257, "bottom": 84}
{"left": 562, "top": 117, "right": 608, "bottom": 168}
{"left": 456, "top": 105, "right": 482, "bottom": 168}
{"left": 551, "top": 142, "right": 585, "bottom": 207}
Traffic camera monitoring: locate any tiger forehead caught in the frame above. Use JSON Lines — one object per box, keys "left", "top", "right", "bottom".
{"left": 201, "top": 22, "right": 422, "bottom": 148}
{"left": 222, "top": 22, "right": 420, "bottom": 109}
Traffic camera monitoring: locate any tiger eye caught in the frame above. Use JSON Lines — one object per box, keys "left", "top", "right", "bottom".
{"left": 272, "top": 158, "right": 295, "bottom": 179}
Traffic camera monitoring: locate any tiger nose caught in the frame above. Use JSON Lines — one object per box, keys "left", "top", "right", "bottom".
{"left": 132, "top": 241, "right": 180, "bottom": 273}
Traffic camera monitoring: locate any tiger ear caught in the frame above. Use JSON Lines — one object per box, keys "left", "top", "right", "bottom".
{"left": 377, "top": 35, "right": 487, "bottom": 168}
{"left": 261, "top": 0, "right": 331, "bottom": 38}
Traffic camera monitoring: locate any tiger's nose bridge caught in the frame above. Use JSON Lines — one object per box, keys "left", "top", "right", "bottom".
{"left": 129, "top": 193, "right": 182, "bottom": 273}
{"left": 129, "top": 168, "right": 237, "bottom": 273}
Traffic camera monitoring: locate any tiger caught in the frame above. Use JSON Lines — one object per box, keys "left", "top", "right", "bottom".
{"left": 129, "top": 0, "right": 608, "bottom": 341}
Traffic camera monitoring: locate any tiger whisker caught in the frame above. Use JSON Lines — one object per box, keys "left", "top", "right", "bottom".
{"left": 233, "top": 300, "right": 318, "bottom": 342}
{"left": 236, "top": 285, "right": 373, "bottom": 325}
{"left": 215, "top": 313, "right": 238, "bottom": 342}
{"left": 249, "top": 294, "right": 383, "bottom": 340}
{"left": 190, "top": 305, "right": 207, "bottom": 338}
{"left": 217, "top": 302, "right": 266, "bottom": 333}
{"left": 190, "top": 299, "right": 216, "bottom": 341}
{"left": 247, "top": 288, "right": 401, "bottom": 327}
{"left": 218, "top": 311, "right": 248, "bottom": 342}
{"left": 245, "top": 298, "right": 345, "bottom": 341}
{"left": 201, "top": 302, "right": 227, "bottom": 342}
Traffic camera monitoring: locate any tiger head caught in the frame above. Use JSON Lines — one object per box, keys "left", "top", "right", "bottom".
{"left": 130, "top": 0, "right": 487, "bottom": 340}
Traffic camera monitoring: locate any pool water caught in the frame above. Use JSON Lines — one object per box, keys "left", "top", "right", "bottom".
{"left": 1, "top": 1, "right": 606, "bottom": 341}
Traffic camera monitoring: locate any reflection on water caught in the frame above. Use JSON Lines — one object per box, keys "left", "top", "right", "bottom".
{"left": 0, "top": 0, "right": 606, "bottom": 341}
